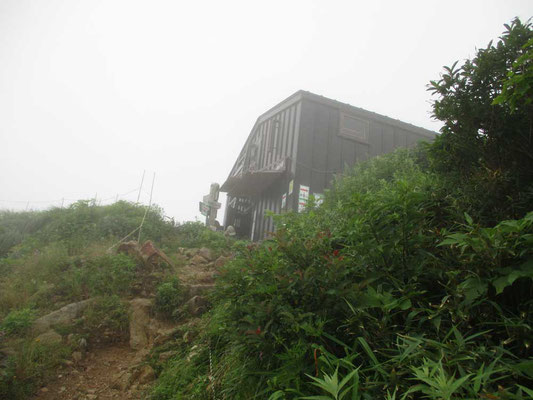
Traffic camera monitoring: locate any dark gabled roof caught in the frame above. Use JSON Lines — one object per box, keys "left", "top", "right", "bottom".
{"left": 298, "top": 90, "right": 436, "bottom": 138}
{"left": 223, "top": 90, "right": 438, "bottom": 184}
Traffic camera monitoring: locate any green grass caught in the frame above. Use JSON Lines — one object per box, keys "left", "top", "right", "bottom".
{"left": 0, "top": 339, "right": 71, "bottom": 400}
{"left": 0, "top": 200, "right": 233, "bottom": 399}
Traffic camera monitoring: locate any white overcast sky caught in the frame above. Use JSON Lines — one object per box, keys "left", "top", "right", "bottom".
{"left": 1, "top": 0, "right": 531, "bottom": 222}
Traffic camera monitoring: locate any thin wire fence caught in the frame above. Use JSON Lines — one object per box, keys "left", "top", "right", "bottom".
{"left": 0, "top": 187, "right": 148, "bottom": 211}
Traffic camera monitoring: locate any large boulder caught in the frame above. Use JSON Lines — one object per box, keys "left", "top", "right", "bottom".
{"left": 129, "top": 298, "right": 153, "bottom": 350}
{"left": 190, "top": 254, "right": 208, "bottom": 265}
{"left": 33, "top": 299, "right": 93, "bottom": 335}
{"left": 198, "top": 247, "right": 214, "bottom": 261}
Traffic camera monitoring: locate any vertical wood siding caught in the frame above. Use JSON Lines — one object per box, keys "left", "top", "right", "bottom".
{"left": 225, "top": 94, "right": 434, "bottom": 241}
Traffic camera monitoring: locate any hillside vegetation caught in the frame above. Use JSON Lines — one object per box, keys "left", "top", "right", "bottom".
{"left": 1, "top": 18, "right": 532, "bottom": 400}
{"left": 0, "top": 201, "right": 230, "bottom": 399}
{"left": 149, "top": 19, "right": 533, "bottom": 399}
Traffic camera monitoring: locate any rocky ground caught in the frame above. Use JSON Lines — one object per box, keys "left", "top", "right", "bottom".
{"left": 14, "top": 245, "right": 231, "bottom": 400}
{"left": 34, "top": 345, "right": 150, "bottom": 400}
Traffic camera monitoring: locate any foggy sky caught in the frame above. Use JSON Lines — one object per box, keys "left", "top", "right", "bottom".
{"left": 1, "top": 0, "right": 531, "bottom": 223}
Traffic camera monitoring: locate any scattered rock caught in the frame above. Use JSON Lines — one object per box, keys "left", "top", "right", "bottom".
{"left": 198, "top": 247, "right": 214, "bottom": 261}
{"left": 36, "top": 330, "right": 62, "bottom": 345}
{"left": 184, "top": 295, "right": 208, "bottom": 317}
{"left": 111, "top": 370, "right": 132, "bottom": 391}
{"left": 129, "top": 298, "right": 152, "bottom": 350}
{"left": 184, "top": 248, "right": 198, "bottom": 258}
{"left": 136, "top": 365, "right": 155, "bottom": 384}
{"left": 152, "top": 327, "right": 178, "bottom": 346}
{"left": 190, "top": 254, "right": 208, "bottom": 265}
{"left": 214, "top": 255, "right": 229, "bottom": 268}
{"left": 141, "top": 240, "right": 174, "bottom": 268}
{"left": 158, "top": 351, "right": 175, "bottom": 361}
{"left": 33, "top": 299, "right": 93, "bottom": 335}
{"left": 118, "top": 240, "right": 174, "bottom": 268}
{"left": 131, "top": 348, "right": 150, "bottom": 365}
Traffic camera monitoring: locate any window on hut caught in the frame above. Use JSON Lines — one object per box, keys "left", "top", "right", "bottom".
{"left": 339, "top": 112, "right": 369, "bottom": 143}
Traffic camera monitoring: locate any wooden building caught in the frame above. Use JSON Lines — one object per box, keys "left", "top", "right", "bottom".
{"left": 221, "top": 90, "right": 436, "bottom": 241}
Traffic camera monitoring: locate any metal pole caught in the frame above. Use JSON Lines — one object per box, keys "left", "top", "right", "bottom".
{"left": 136, "top": 170, "right": 146, "bottom": 204}
{"left": 137, "top": 172, "right": 155, "bottom": 242}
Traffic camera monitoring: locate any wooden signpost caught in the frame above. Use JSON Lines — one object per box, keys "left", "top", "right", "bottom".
{"left": 199, "top": 183, "right": 221, "bottom": 228}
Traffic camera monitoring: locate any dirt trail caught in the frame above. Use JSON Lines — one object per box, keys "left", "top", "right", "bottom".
{"left": 32, "top": 247, "right": 226, "bottom": 400}
{"left": 34, "top": 345, "right": 148, "bottom": 400}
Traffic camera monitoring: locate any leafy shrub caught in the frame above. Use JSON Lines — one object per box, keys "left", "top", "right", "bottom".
{"left": 154, "top": 277, "right": 182, "bottom": 319}
{"left": 0, "top": 308, "right": 36, "bottom": 336}
{"left": 427, "top": 18, "right": 533, "bottom": 223}
{"left": 152, "top": 141, "right": 532, "bottom": 399}
{"left": 55, "top": 253, "right": 138, "bottom": 300}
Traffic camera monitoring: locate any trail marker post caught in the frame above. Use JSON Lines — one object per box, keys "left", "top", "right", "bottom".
{"left": 199, "top": 183, "right": 220, "bottom": 228}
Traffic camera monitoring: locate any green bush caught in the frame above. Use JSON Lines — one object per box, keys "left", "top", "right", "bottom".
{"left": 152, "top": 141, "right": 532, "bottom": 399}
{"left": 54, "top": 253, "right": 138, "bottom": 300}
{"left": 154, "top": 277, "right": 182, "bottom": 319}
{"left": 0, "top": 308, "right": 36, "bottom": 336}
{"left": 427, "top": 18, "right": 533, "bottom": 224}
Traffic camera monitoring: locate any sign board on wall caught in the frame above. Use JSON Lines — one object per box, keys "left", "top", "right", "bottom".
{"left": 281, "top": 193, "right": 287, "bottom": 209}
{"left": 288, "top": 180, "right": 294, "bottom": 195}
{"left": 298, "top": 185, "right": 309, "bottom": 212}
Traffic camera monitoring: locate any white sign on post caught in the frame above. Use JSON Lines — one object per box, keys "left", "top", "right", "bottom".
{"left": 203, "top": 195, "right": 221, "bottom": 209}
{"left": 314, "top": 193, "right": 324, "bottom": 205}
